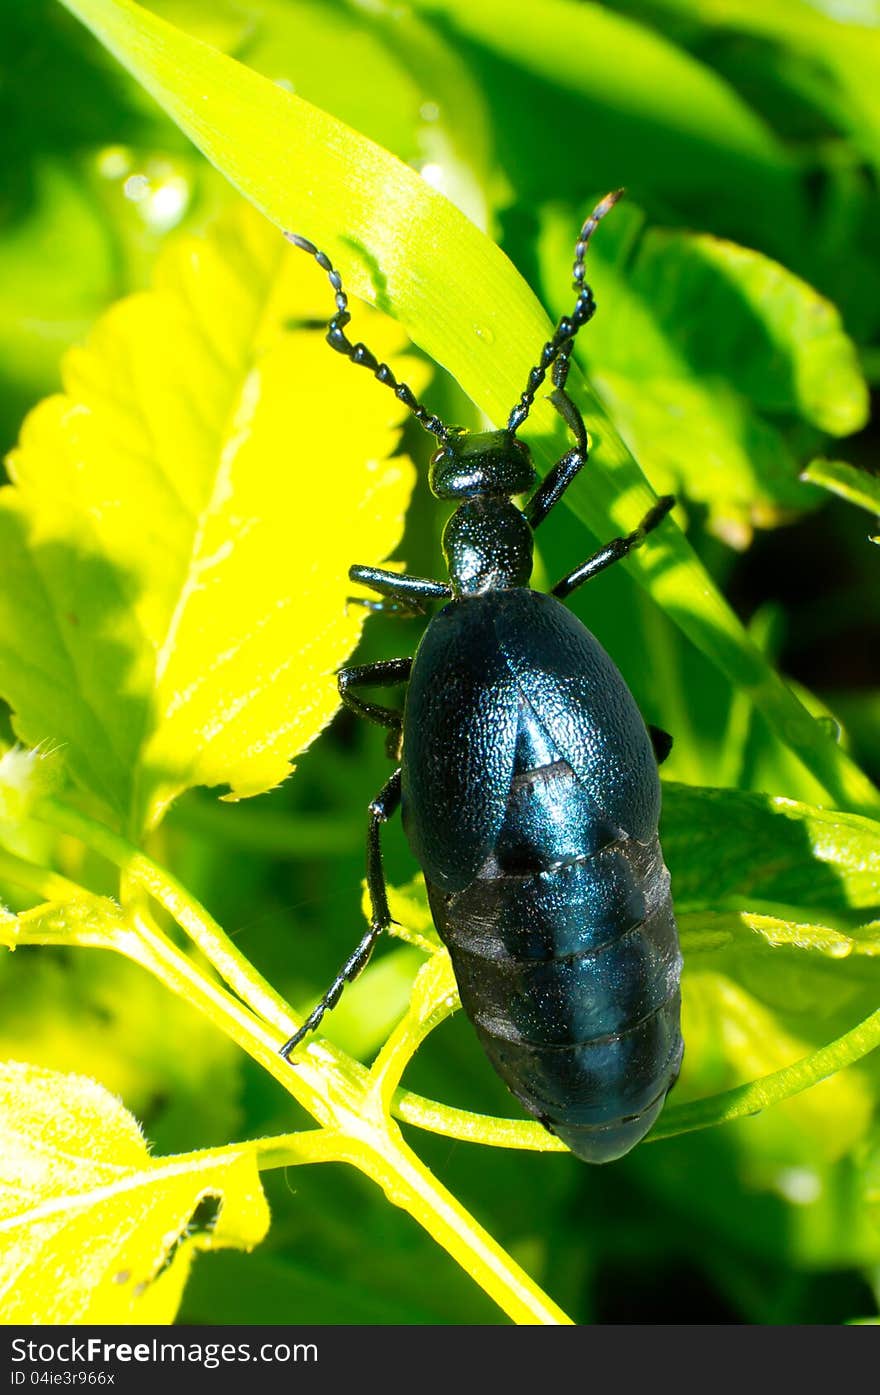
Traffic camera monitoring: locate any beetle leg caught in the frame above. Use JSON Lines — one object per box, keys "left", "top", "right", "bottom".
{"left": 349, "top": 564, "right": 451, "bottom": 615}
{"left": 527, "top": 447, "right": 585, "bottom": 529}
{"left": 385, "top": 726, "right": 404, "bottom": 761}
{"left": 347, "top": 595, "right": 424, "bottom": 617}
{"left": 280, "top": 769, "right": 402, "bottom": 1057}
{"left": 551, "top": 496, "right": 676, "bottom": 599}
{"left": 337, "top": 658, "right": 412, "bottom": 729}
{"left": 648, "top": 725, "right": 674, "bottom": 765}
{"left": 550, "top": 376, "right": 588, "bottom": 450}
{"left": 526, "top": 388, "right": 589, "bottom": 529}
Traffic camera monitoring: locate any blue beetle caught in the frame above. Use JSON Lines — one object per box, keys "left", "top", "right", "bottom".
{"left": 280, "top": 193, "right": 683, "bottom": 1162}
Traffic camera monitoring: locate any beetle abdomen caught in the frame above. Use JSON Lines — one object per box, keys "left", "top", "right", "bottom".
{"left": 424, "top": 703, "right": 682, "bottom": 1164}
{"left": 403, "top": 591, "right": 682, "bottom": 1163}
{"left": 428, "top": 837, "right": 681, "bottom": 1163}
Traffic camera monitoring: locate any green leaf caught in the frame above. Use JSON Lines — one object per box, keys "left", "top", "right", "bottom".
{"left": 662, "top": 783, "right": 880, "bottom": 915}
{"left": 683, "top": 913, "right": 880, "bottom": 1098}
{"left": 656, "top": 786, "right": 880, "bottom": 1158}
{"left": 156, "top": 0, "right": 496, "bottom": 228}
{"left": 0, "top": 201, "right": 419, "bottom": 833}
{"left": 680, "top": 970, "right": 874, "bottom": 1161}
{"left": 608, "top": 0, "right": 880, "bottom": 171}
{"left": 0, "top": 162, "right": 117, "bottom": 403}
{"left": 616, "top": 231, "right": 866, "bottom": 434}
{"left": 539, "top": 203, "right": 868, "bottom": 540}
{"left": 407, "top": 0, "right": 797, "bottom": 204}
{"left": 802, "top": 459, "right": 880, "bottom": 535}
{"left": 680, "top": 908, "right": 880, "bottom": 965}
{"left": 0, "top": 942, "right": 242, "bottom": 1154}
{"left": 0, "top": 1059, "right": 268, "bottom": 1323}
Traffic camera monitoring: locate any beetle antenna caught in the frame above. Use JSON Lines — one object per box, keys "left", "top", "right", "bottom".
{"left": 284, "top": 231, "right": 450, "bottom": 442}
{"left": 507, "top": 189, "right": 624, "bottom": 434}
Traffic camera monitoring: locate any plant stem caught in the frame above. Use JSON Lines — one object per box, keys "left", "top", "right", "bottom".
{"left": 0, "top": 847, "right": 85, "bottom": 904}
{"left": 253, "top": 1127, "right": 572, "bottom": 1325}
{"left": 32, "top": 797, "right": 300, "bottom": 1039}
{"left": 132, "top": 908, "right": 573, "bottom": 1322}
{"left": 395, "top": 1089, "right": 561, "bottom": 1152}
{"left": 652, "top": 1004, "right": 880, "bottom": 1139}
{"left": 394, "top": 994, "right": 880, "bottom": 1151}
{"left": 3, "top": 833, "right": 572, "bottom": 1324}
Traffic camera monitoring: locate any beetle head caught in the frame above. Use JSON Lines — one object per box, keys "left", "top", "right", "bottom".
{"left": 429, "top": 429, "right": 537, "bottom": 500}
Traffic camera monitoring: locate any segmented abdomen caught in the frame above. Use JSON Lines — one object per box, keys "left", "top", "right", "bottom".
{"left": 425, "top": 759, "right": 683, "bottom": 1164}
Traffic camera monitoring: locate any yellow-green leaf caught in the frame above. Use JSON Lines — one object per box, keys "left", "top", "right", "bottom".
{"left": 802, "top": 459, "right": 880, "bottom": 535}
{"left": 0, "top": 904, "right": 242, "bottom": 1152}
{"left": 663, "top": 783, "right": 880, "bottom": 914}
{"left": 680, "top": 972, "right": 873, "bottom": 1162}
{"left": 0, "top": 1060, "right": 269, "bottom": 1323}
{"left": 0, "top": 201, "right": 419, "bottom": 833}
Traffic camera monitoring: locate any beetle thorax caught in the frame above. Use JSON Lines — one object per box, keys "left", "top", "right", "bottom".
{"left": 442, "top": 498, "right": 533, "bottom": 595}
{"left": 429, "top": 428, "right": 536, "bottom": 596}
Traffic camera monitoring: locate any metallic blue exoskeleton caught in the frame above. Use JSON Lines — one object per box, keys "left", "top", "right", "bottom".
{"left": 281, "top": 192, "right": 683, "bottom": 1162}
{"left": 405, "top": 589, "right": 682, "bottom": 1161}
